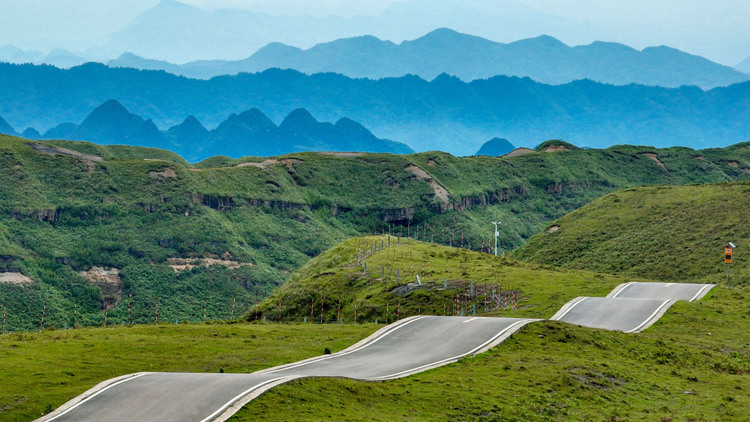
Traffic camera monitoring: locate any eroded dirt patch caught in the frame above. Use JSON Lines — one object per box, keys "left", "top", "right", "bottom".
{"left": 544, "top": 145, "right": 570, "bottom": 152}
{"left": 78, "top": 267, "right": 122, "bottom": 305}
{"left": 504, "top": 148, "right": 535, "bottom": 157}
{"left": 148, "top": 167, "right": 178, "bottom": 179}
{"left": 27, "top": 142, "right": 103, "bottom": 162}
{"left": 546, "top": 225, "right": 560, "bottom": 233}
{"left": 0, "top": 272, "right": 33, "bottom": 285}
{"left": 238, "top": 159, "right": 280, "bottom": 169}
{"left": 405, "top": 164, "right": 450, "bottom": 204}
{"left": 727, "top": 161, "right": 739, "bottom": 168}
{"left": 641, "top": 152, "right": 666, "bottom": 168}
{"left": 167, "top": 257, "right": 253, "bottom": 273}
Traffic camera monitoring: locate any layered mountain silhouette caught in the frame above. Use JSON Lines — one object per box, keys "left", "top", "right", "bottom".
{"left": 2, "top": 100, "right": 413, "bottom": 161}
{"left": 107, "top": 28, "right": 749, "bottom": 89}
{"left": 1, "top": 62, "right": 749, "bottom": 155}
{"left": 475, "top": 138, "right": 515, "bottom": 156}
{"left": 737, "top": 56, "right": 750, "bottom": 74}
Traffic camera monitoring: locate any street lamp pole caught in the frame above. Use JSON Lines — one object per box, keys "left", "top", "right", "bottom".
{"left": 492, "top": 222, "right": 500, "bottom": 256}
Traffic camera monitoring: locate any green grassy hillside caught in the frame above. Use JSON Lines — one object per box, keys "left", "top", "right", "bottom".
{"left": 3, "top": 134, "right": 750, "bottom": 329}
{"left": 512, "top": 182, "right": 750, "bottom": 286}
{"left": 252, "top": 236, "right": 635, "bottom": 322}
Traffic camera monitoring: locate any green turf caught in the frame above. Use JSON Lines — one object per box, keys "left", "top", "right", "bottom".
{"left": 254, "top": 236, "right": 638, "bottom": 323}
{"left": 0, "top": 323, "right": 378, "bottom": 421}
{"left": 235, "top": 285, "right": 749, "bottom": 421}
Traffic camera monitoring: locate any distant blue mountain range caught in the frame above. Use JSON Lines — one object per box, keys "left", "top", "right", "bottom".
{"left": 0, "top": 62, "right": 748, "bottom": 155}
{"left": 106, "top": 28, "right": 749, "bottom": 89}
{"left": 0, "top": 100, "right": 413, "bottom": 161}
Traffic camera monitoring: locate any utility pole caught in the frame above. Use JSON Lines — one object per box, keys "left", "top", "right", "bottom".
{"left": 492, "top": 221, "right": 500, "bottom": 256}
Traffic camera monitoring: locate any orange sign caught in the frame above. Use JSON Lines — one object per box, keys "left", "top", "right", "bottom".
{"left": 725, "top": 246, "right": 733, "bottom": 264}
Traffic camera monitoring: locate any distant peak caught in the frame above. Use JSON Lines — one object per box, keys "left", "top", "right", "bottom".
{"left": 512, "top": 35, "right": 568, "bottom": 48}
{"left": 180, "top": 115, "right": 206, "bottom": 129}
{"left": 234, "top": 108, "right": 276, "bottom": 129}
{"left": 282, "top": 108, "right": 317, "bottom": 125}
{"left": 423, "top": 28, "right": 460, "bottom": 38}
{"left": 92, "top": 99, "right": 129, "bottom": 115}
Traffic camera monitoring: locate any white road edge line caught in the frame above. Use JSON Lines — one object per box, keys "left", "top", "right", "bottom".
{"left": 44, "top": 373, "right": 150, "bottom": 421}
{"left": 262, "top": 316, "right": 427, "bottom": 374}
{"left": 462, "top": 317, "right": 480, "bottom": 323}
{"left": 550, "top": 297, "right": 588, "bottom": 321}
{"left": 198, "top": 377, "right": 287, "bottom": 422}
{"left": 624, "top": 300, "right": 672, "bottom": 333}
{"left": 689, "top": 284, "right": 713, "bottom": 302}
{"left": 610, "top": 282, "right": 635, "bottom": 298}
{"left": 368, "top": 319, "right": 532, "bottom": 381}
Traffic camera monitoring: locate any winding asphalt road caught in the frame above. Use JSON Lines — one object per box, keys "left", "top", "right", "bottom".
{"left": 551, "top": 282, "right": 714, "bottom": 332}
{"left": 39, "top": 282, "right": 714, "bottom": 422}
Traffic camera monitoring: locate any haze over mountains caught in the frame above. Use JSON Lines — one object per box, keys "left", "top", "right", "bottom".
{"left": 0, "top": 62, "right": 748, "bottom": 156}
{"left": 106, "top": 29, "right": 749, "bottom": 89}
{"left": 0, "top": 100, "right": 411, "bottom": 161}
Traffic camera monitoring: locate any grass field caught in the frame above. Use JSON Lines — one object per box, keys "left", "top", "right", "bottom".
{"left": 0, "top": 323, "right": 377, "bottom": 421}
{"left": 236, "top": 285, "right": 749, "bottom": 421}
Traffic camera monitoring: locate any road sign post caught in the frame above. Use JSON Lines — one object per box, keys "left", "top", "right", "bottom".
{"left": 725, "top": 243, "right": 735, "bottom": 286}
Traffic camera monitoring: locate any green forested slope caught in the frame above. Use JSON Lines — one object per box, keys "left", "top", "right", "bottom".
{"left": 3, "top": 134, "right": 750, "bottom": 329}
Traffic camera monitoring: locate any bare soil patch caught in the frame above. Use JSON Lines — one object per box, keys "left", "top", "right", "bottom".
{"left": 148, "top": 167, "right": 178, "bottom": 179}
{"left": 640, "top": 153, "right": 666, "bottom": 168}
{"left": 27, "top": 142, "right": 103, "bottom": 162}
{"left": 167, "top": 257, "right": 253, "bottom": 273}
{"left": 0, "top": 272, "right": 33, "bottom": 285}
{"left": 504, "top": 148, "right": 535, "bottom": 157}
{"left": 238, "top": 159, "right": 279, "bottom": 169}
{"left": 78, "top": 267, "right": 123, "bottom": 305}
{"left": 405, "top": 164, "right": 450, "bottom": 204}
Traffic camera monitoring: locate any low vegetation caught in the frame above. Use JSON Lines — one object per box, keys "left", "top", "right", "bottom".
{"left": 253, "top": 236, "right": 635, "bottom": 323}
{"left": 237, "top": 285, "right": 748, "bottom": 421}
{"left": 3, "top": 134, "right": 750, "bottom": 329}
{"left": 512, "top": 182, "right": 750, "bottom": 287}
{"left": 0, "top": 323, "right": 378, "bottom": 421}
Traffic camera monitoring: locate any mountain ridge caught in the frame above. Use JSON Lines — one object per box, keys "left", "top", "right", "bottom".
{"left": 106, "top": 29, "right": 749, "bottom": 89}
{"left": 1, "top": 100, "right": 413, "bottom": 161}
{"left": 1, "top": 62, "right": 749, "bottom": 156}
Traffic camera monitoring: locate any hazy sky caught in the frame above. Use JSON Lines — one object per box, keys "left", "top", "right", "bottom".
{"left": 0, "top": 0, "right": 748, "bottom": 66}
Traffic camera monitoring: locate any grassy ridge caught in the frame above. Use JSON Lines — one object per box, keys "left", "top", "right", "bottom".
{"left": 4, "top": 134, "right": 750, "bottom": 329}
{"left": 512, "top": 182, "right": 750, "bottom": 286}
{"left": 253, "top": 236, "right": 636, "bottom": 322}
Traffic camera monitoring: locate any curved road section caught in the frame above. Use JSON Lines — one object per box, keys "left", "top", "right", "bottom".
{"left": 40, "top": 282, "right": 713, "bottom": 422}
{"left": 40, "top": 316, "right": 539, "bottom": 422}
{"left": 552, "top": 282, "right": 714, "bottom": 332}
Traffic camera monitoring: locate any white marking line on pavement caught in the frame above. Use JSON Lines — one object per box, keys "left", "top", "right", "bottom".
{"left": 624, "top": 300, "right": 671, "bottom": 333}
{"left": 665, "top": 283, "right": 673, "bottom": 287}
{"left": 689, "top": 285, "right": 712, "bottom": 302}
{"left": 263, "top": 316, "right": 427, "bottom": 374}
{"left": 551, "top": 297, "right": 588, "bottom": 321}
{"left": 611, "top": 282, "right": 635, "bottom": 298}
{"left": 45, "top": 373, "right": 150, "bottom": 421}
{"left": 462, "top": 317, "right": 480, "bottom": 323}
{"left": 369, "top": 319, "right": 532, "bottom": 380}
{"left": 198, "top": 377, "right": 286, "bottom": 422}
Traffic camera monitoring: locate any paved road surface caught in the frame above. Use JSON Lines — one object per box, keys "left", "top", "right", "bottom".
{"left": 40, "top": 282, "right": 713, "bottom": 422}
{"left": 41, "top": 316, "right": 538, "bottom": 422}
{"left": 552, "top": 282, "right": 714, "bottom": 332}
{"left": 607, "top": 281, "right": 714, "bottom": 301}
